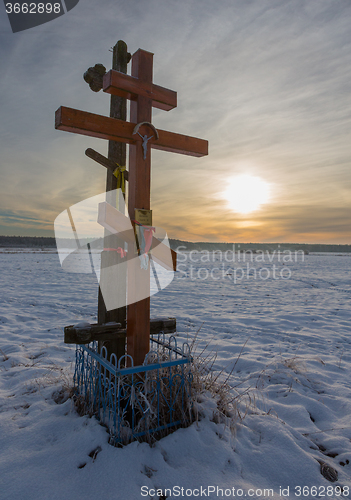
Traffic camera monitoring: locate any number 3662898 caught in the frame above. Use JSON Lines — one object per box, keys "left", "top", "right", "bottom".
{"left": 5, "top": 3, "right": 61, "bottom": 14}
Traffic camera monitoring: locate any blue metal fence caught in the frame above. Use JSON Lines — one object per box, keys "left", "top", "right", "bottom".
{"left": 74, "top": 334, "right": 193, "bottom": 445}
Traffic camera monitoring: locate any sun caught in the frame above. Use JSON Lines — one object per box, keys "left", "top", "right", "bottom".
{"left": 223, "top": 174, "right": 271, "bottom": 214}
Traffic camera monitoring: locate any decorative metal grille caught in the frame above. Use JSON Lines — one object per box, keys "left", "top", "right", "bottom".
{"left": 74, "top": 334, "right": 193, "bottom": 445}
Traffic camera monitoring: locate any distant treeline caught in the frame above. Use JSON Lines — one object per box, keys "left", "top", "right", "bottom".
{"left": 0, "top": 236, "right": 57, "bottom": 247}
{"left": 0, "top": 235, "right": 350, "bottom": 253}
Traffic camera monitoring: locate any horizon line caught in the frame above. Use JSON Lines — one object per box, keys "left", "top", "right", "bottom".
{"left": 0, "top": 235, "right": 350, "bottom": 247}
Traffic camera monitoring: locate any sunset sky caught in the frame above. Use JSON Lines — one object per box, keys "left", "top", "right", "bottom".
{"left": 0, "top": 0, "right": 350, "bottom": 244}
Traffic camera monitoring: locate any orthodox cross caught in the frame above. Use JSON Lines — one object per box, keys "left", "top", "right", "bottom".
{"left": 56, "top": 43, "right": 208, "bottom": 366}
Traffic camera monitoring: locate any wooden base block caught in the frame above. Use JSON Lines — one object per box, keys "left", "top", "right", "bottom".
{"left": 64, "top": 317, "right": 176, "bottom": 345}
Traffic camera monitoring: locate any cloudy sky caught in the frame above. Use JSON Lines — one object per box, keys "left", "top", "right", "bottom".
{"left": 0, "top": 0, "right": 350, "bottom": 244}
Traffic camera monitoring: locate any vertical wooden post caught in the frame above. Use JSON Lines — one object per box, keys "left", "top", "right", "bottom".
{"left": 127, "top": 49, "right": 153, "bottom": 366}
{"left": 57, "top": 43, "right": 208, "bottom": 365}
{"left": 98, "top": 40, "right": 130, "bottom": 360}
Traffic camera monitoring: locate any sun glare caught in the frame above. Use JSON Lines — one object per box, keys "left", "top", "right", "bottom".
{"left": 224, "top": 174, "right": 271, "bottom": 214}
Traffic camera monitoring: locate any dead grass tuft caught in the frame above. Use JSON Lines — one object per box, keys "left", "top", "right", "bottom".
{"left": 0, "top": 348, "right": 9, "bottom": 361}
{"left": 187, "top": 328, "right": 255, "bottom": 436}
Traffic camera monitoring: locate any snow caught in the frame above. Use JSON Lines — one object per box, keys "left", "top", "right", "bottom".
{"left": 0, "top": 250, "right": 350, "bottom": 499}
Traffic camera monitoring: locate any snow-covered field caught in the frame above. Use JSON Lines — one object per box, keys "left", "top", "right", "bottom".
{"left": 0, "top": 249, "right": 350, "bottom": 499}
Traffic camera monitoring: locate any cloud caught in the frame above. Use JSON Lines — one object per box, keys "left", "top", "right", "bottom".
{"left": 0, "top": 0, "right": 351, "bottom": 242}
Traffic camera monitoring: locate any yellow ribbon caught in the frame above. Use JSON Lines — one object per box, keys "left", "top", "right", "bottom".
{"left": 113, "top": 164, "right": 126, "bottom": 194}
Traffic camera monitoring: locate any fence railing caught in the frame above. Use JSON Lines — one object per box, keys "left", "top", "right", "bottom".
{"left": 74, "top": 334, "right": 193, "bottom": 445}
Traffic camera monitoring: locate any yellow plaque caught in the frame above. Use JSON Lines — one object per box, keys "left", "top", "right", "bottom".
{"left": 134, "top": 209, "right": 152, "bottom": 254}
{"left": 135, "top": 209, "right": 152, "bottom": 226}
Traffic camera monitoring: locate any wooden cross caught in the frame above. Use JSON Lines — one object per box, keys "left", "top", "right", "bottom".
{"left": 56, "top": 46, "right": 208, "bottom": 366}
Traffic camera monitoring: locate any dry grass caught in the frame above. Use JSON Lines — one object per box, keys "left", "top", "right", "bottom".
{"left": 0, "top": 347, "right": 9, "bottom": 361}
{"left": 116, "top": 349, "right": 194, "bottom": 445}
{"left": 185, "top": 328, "right": 255, "bottom": 436}
{"left": 136, "top": 328, "right": 257, "bottom": 443}
{"left": 30, "top": 363, "right": 75, "bottom": 403}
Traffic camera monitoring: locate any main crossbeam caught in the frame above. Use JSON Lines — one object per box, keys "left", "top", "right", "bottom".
{"left": 55, "top": 106, "right": 208, "bottom": 157}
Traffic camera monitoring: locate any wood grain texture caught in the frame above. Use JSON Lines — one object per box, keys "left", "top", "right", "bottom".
{"left": 127, "top": 49, "right": 153, "bottom": 367}
{"left": 98, "top": 40, "right": 129, "bottom": 360}
{"left": 64, "top": 317, "right": 176, "bottom": 344}
{"left": 103, "top": 70, "right": 177, "bottom": 111}
{"left": 55, "top": 106, "right": 208, "bottom": 157}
